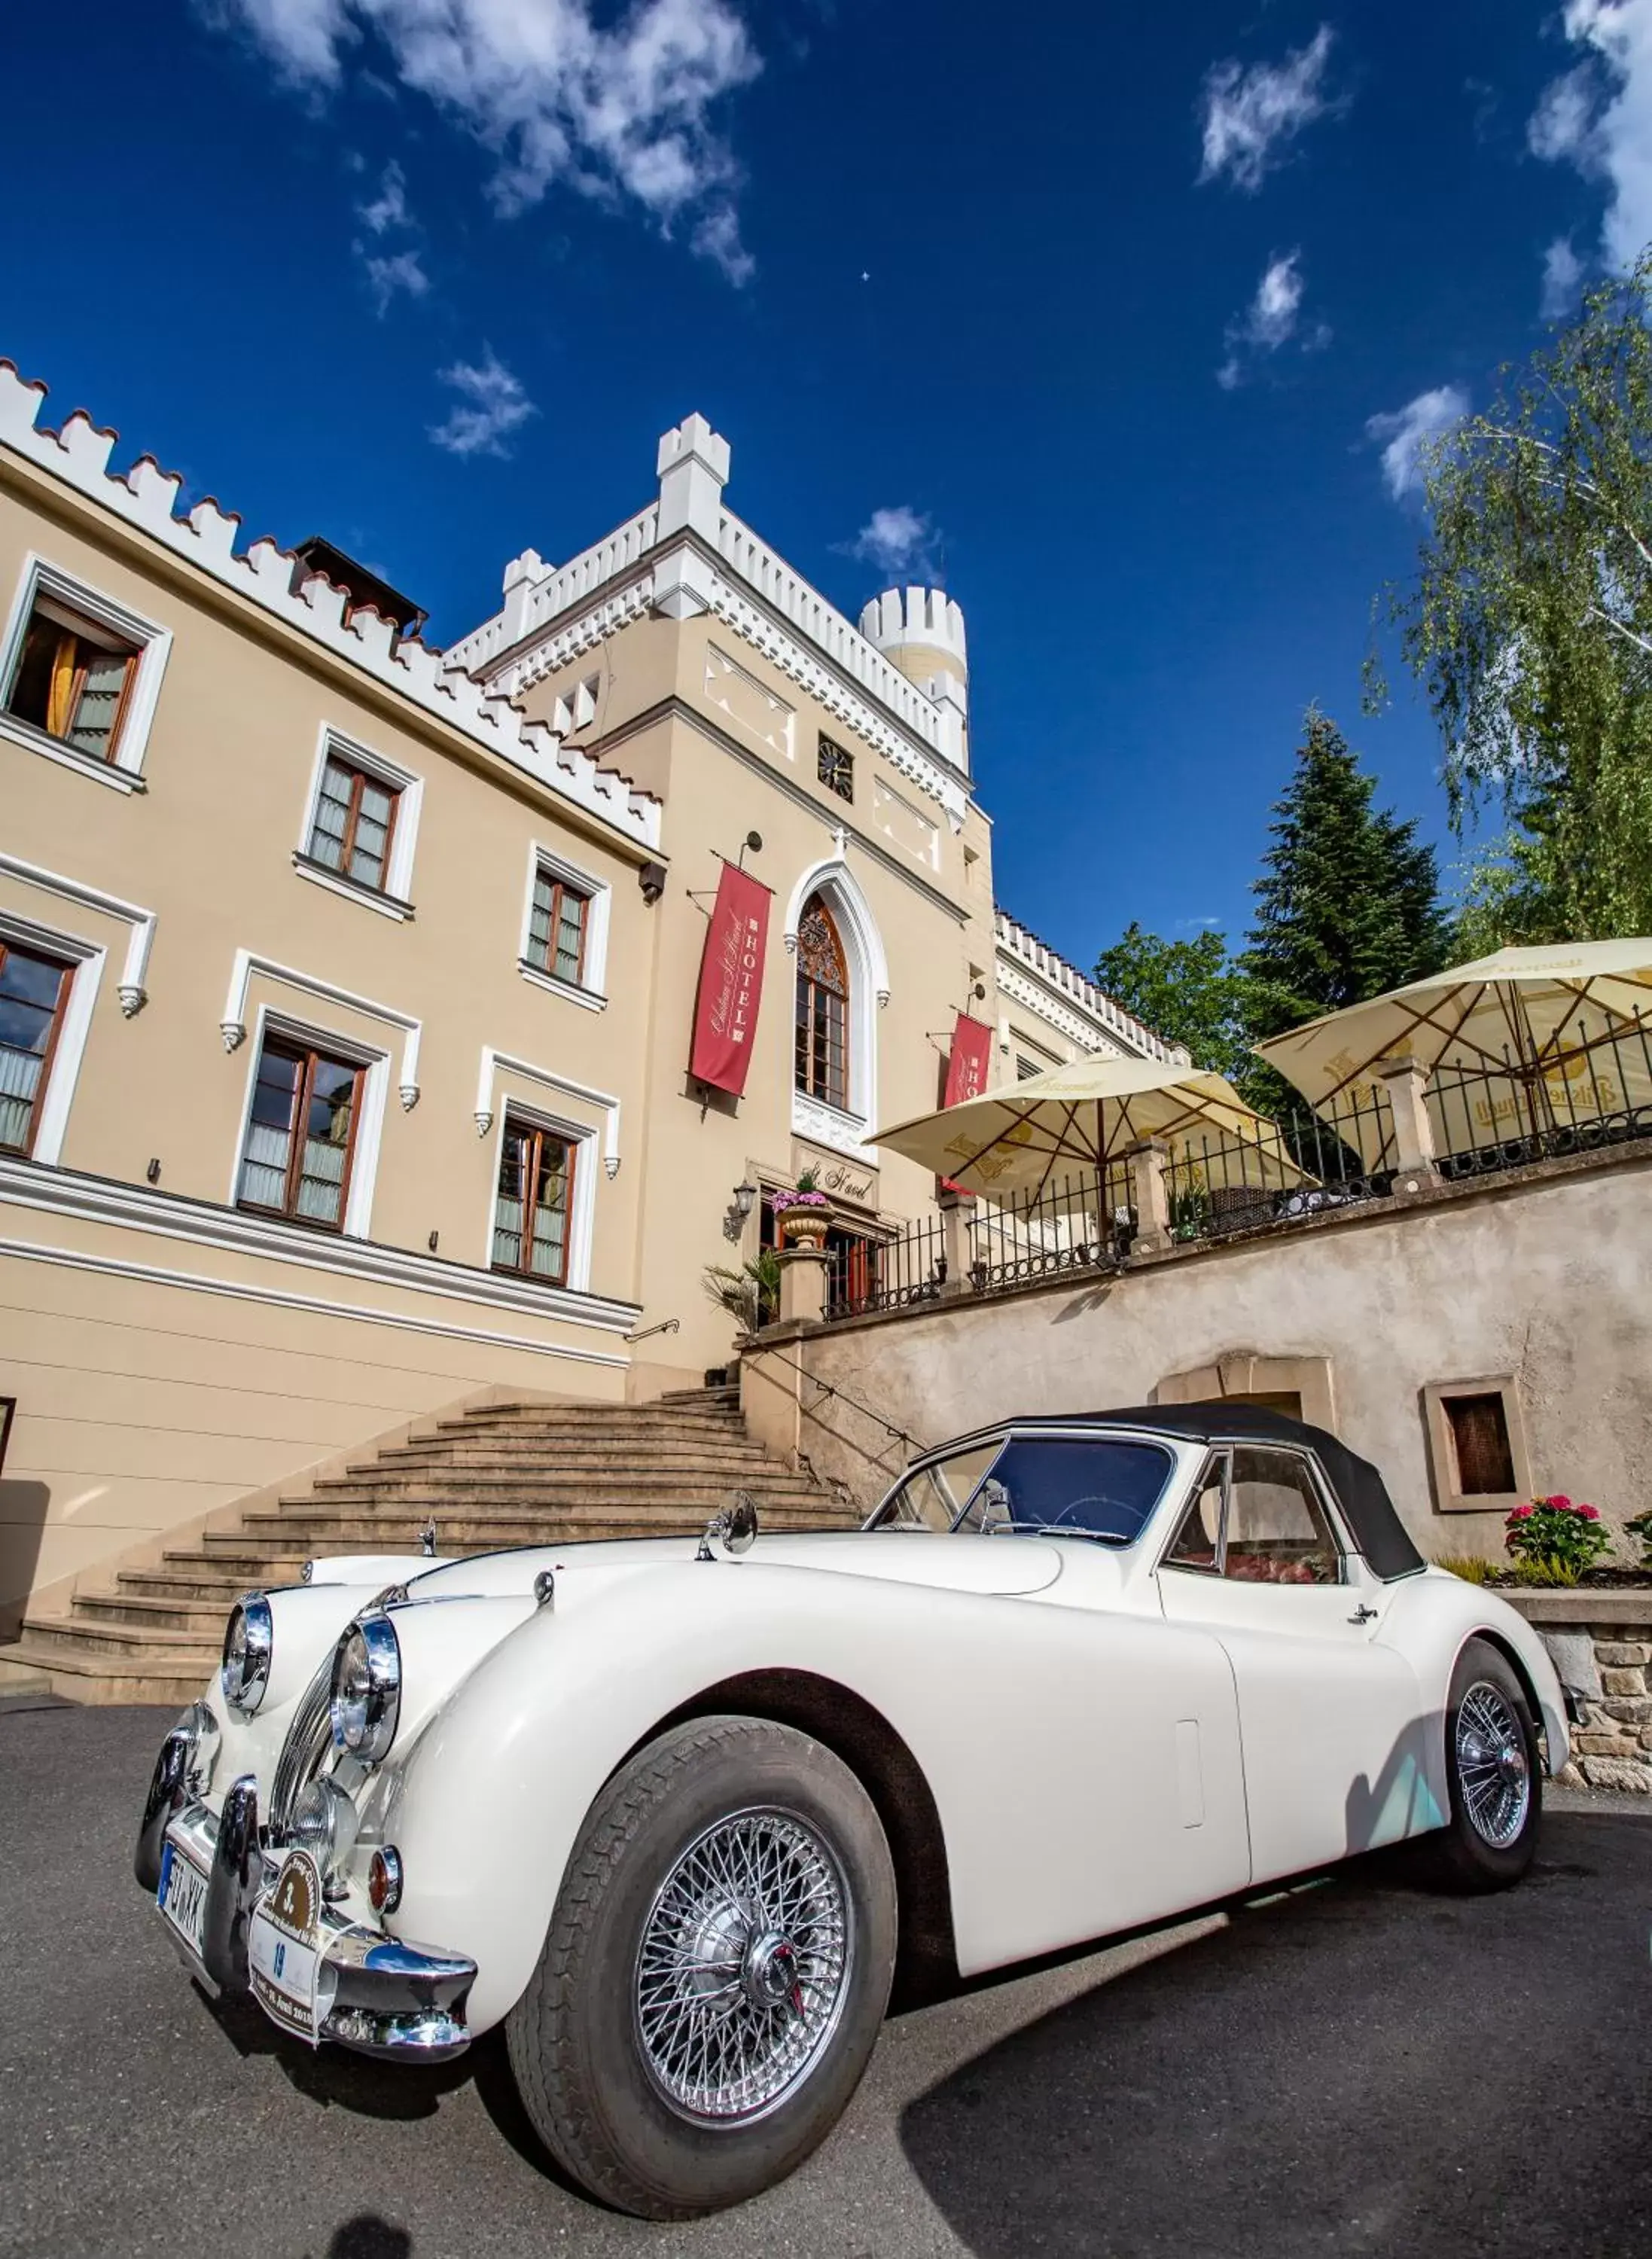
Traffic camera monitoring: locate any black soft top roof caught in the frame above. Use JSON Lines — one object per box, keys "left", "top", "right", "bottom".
{"left": 931, "top": 1401, "right": 1425, "bottom": 1582}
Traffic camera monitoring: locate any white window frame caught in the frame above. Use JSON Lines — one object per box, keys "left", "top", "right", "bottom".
{"left": 227, "top": 1004, "right": 392, "bottom": 1241}
{"left": 0, "top": 907, "right": 105, "bottom": 1166}
{"left": 517, "top": 842, "right": 610, "bottom": 1011}
{"left": 0, "top": 553, "right": 172, "bottom": 791}
{"left": 483, "top": 1099, "right": 599, "bottom": 1294}
{"left": 294, "top": 725, "right": 423, "bottom": 919}
{"left": 784, "top": 857, "right": 890, "bottom": 1163}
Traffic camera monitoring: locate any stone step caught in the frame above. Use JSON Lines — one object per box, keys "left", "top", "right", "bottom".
{"left": 72, "top": 1591, "right": 241, "bottom": 1636}
{"left": 298, "top": 1464, "right": 827, "bottom": 1500}
{"left": 20, "top": 1611, "right": 222, "bottom": 1663}
{"left": 0, "top": 1637, "right": 209, "bottom": 1709}
{"left": 344, "top": 1440, "right": 782, "bottom": 1471}
{"left": 428, "top": 1407, "right": 745, "bottom": 1433}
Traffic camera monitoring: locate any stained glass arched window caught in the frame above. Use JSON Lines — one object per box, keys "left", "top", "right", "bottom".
{"left": 794, "top": 892, "right": 849, "bottom": 1111}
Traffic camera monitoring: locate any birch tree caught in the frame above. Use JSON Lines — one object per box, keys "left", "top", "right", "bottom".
{"left": 1388, "top": 253, "right": 1652, "bottom": 941}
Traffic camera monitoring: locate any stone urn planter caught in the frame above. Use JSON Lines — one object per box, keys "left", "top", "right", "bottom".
{"left": 776, "top": 1200, "right": 831, "bottom": 1251}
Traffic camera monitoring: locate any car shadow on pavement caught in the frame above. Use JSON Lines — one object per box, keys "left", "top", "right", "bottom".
{"left": 895, "top": 1819, "right": 1648, "bottom": 2259}
{"left": 198, "top": 1982, "right": 474, "bottom": 2120}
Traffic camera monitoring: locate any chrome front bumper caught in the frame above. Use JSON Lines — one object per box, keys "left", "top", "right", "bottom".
{"left": 137, "top": 1730, "right": 474, "bottom": 2064}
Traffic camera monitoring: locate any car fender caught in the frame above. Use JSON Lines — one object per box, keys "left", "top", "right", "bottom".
{"left": 376, "top": 1559, "right": 1252, "bottom": 2034}
{"left": 1375, "top": 1572, "right": 1569, "bottom": 1794}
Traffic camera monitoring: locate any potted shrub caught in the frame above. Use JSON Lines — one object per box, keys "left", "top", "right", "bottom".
{"left": 1503, "top": 1494, "right": 1613, "bottom": 1587}
{"left": 771, "top": 1170, "right": 832, "bottom": 1251}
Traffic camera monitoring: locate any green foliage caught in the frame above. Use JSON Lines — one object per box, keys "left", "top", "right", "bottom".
{"left": 1093, "top": 922, "right": 1253, "bottom": 1086}
{"left": 793, "top": 1166, "right": 820, "bottom": 1194}
{"left": 700, "top": 1250, "right": 782, "bottom": 1333}
{"left": 1093, "top": 709, "right": 1446, "bottom": 1114}
{"left": 1383, "top": 254, "right": 1652, "bottom": 940}
{"left": 1433, "top": 1553, "right": 1498, "bottom": 1585}
{"left": 1241, "top": 709, "right": 1449, "bottom": 1044}
{"left": 1624, "top": 1506, "right": 1652, "bottom": 1574}
{"left": 1504, "top": 1493, "right": 1612, "bottom": 1582}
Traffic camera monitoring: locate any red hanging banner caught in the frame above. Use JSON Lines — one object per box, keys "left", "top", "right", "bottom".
{"left": 940, "top": 1011, "right": 995, "bottom": 1192}
{"left": 943, "top": 1012, "right": 994, "bottom": 1108}
{"left": 689, "top": 863, "right": 772, "bottom": 1097}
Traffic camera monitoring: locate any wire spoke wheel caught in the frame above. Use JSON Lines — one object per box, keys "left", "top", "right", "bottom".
{"left": 634, "top": 1806, "right": 854, "bottom": 2124}
{"left": 1455, "top": 1679, "right": 1532, "bottom": 1849}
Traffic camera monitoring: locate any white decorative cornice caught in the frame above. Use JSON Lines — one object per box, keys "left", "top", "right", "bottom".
{"left": 994, "top": 909, "right": 1175, "bottom": 1062}
{"left": 474, "top": 1048, "right": 622, "bottom": 1177}
{"left": 0, "top": 853, "right": 156, "bottom": 1014}
{"left": 0, "top": 362, "right": 661, "bottom": 851}
{"left": 221, "top": 950, "right": 422, "bottom": 1108}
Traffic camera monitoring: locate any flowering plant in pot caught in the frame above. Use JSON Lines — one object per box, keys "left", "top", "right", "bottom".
{"left": 1504, "top": 1494, "right": 1612, "bottom": 1586}
{"left": 770, "top": 1169, "right": 832, "bottom": 1248}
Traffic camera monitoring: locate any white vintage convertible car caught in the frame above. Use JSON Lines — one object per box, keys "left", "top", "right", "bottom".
{"left": 136, "top": 1403, "right": 1569, "bottom": 2218}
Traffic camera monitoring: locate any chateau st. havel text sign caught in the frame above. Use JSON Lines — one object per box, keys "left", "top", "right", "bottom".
{"left": 690, "top": 864, "right": 771, "bottom": 1098}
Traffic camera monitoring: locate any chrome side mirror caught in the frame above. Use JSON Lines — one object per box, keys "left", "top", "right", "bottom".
{"left": 696, "top": 1490, "right": 760, "bottom": 1561}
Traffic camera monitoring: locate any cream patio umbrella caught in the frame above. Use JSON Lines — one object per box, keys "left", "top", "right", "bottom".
{"left": 870, "top": 1054, "right": 1306, "bottom": 1204}
{"left": 1254, "top": 938, "right": 1652, "bottom": 1168}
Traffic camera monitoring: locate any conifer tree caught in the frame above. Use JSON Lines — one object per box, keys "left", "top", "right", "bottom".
{"left": 1242, "top": 709, "right": 1449, "bottom": 1048}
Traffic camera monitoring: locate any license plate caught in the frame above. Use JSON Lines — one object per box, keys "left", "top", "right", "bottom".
{"left": 157, "top": 1837, "right": 209, "bottom": 1959}
{"left": 249, "top": 1849, "right": 326, "bottom": 2046}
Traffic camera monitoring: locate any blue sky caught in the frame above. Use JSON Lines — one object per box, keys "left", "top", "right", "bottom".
{"left": 4, "top": 2, "right": 1647, "bottom": 972}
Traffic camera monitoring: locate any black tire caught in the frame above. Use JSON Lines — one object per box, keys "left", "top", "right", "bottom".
{"left": 1418, "top": 1637, "right": 1542, "bottom": 1892}
{"left": 505, "top": 1715, "right": 898, "bottom": 2219}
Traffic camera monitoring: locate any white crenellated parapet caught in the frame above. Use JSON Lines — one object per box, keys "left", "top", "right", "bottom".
{"left": 861, "top": 587, "right": 968, "bottom": 692}
{"left": 656, "top": 413, "right": 731, "bottom": 544}
{"left": 0, "top": 358, "right": 662, "bottom": 853}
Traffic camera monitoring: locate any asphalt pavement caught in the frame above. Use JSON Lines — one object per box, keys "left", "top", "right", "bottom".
{"left": 2, "top": 1699, "right": 1647, "bottom": 2259}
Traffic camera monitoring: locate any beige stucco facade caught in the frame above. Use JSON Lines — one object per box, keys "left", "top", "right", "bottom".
{"left": 0, "top": 368, "right": 1166, "bottom": 1634}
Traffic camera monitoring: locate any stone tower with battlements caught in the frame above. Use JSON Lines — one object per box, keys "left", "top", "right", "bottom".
{"left": 859, "top": 587, "right": 969, "bottom": 778}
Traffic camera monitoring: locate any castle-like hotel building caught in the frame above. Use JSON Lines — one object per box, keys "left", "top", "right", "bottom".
{"left": 0, "top": 364, "right": 1163, "bottom": 1634}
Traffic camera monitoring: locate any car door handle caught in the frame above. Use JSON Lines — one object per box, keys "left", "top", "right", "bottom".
{"left": 1349, "top": 1604, "right": 1379, "bottom": 1625}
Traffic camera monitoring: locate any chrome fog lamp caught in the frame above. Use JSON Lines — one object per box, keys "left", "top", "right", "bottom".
{"left": 221, "top": 1594, "right": 273, "bottom": 1715}
{"left": 330, "top": 1614, "right": 401, "bottom": 1762}
{"left": 292, "top": 1775, "right": 359, "bottom": 1897}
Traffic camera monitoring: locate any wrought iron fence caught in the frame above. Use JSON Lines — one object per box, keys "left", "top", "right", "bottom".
{"left": 967, "top": 1162, "right": 1135, "bottom": 1291}
{"left": 814, "top": 1024, "right": 1652, "bottom": 1325}
{"left": 824, "top": 1214, "right": 948, "bottom": 1321}
{"left": 1430, "top": 1011, "right": 1652, "bottom": 1178}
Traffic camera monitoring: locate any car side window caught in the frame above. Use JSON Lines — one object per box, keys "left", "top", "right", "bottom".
{"left": 1224, "top": 1447, "right": 1343, "bottom": 1585}
{"left": 1163, "top": 1461, "right": 1224, "bottom": 1574}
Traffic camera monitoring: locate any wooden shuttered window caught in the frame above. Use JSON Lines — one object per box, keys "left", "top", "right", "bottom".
{"left": 236, "top": 1038, "right": 364, "bottom": 1231}
{"left": 5, "top": 599, "right": 138, "bottom": 761}
{"left": 307, "top": 755, "right": 400, "bottom": 893}
{"left": 492, "top": 1119, "right": 576, "bottom": 1284}
{"left": 794, "top": 893, "right": 849, "bottom": 1112}
{"left": 527, "top": 869, "right": 590, "bottom": 986}
{"left": 0, "top": 938, "right": 73, "bottom": 1154}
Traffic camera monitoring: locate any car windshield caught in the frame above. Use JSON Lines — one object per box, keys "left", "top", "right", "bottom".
{"left": 871, "top": 1431, "right": 1175, "bottom": 1546}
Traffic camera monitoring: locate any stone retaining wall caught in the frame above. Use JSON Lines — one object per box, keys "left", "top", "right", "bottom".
{"left": 1529, "top": 1614, "right": 1652, "bottom": 1794}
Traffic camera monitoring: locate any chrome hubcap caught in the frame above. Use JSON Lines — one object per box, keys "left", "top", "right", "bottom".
{"left": 634, "top": 1807, "right": 852, "bottom": 2123}
{"left": 1455, "top": 1681, "right": 1532, "bottom": 1848}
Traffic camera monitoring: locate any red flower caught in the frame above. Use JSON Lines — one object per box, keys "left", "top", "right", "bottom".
{"left": 1575, "top": 1503, "right": 1600, "bottom": 1520}
{"left": 1506, "top": 1504, "right": 1534, "bottom": 1520}
{"left": 1544, "top": 1494, "right": 1572, "bottom": 1510}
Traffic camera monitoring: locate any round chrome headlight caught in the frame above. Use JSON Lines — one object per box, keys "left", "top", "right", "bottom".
{"left": 292, "top": 1774, "right": 359, "bottom": 1892}
{"left": 330, "top": 1614, "right": 401, "bottom": 1762}
{"left": 221, "top": 1593, "right": 273, "bottom": 1715}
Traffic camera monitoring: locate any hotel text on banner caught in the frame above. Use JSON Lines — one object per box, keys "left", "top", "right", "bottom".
{"left": 940, "top": 1012, "right": 995, "bottom": 1192}
{"left": 690, "top": 864, "right": 772, "bottom": 1097}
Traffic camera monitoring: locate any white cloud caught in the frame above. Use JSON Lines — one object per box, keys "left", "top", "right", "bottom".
{"left": 359, "top": 245, "right": 430, "bottom": 313}
{"left": 1365, "top": 385, "right": 1471, "bottom": 501}
{"left": 429, "top": 347, "right": 538, "bottom": 458}
{"left": 1529, "top": 0, "right": 1652, "bottom": 271}
{"left": 1217, "top": 251, "right": 1328, "bottom": 388}
{"left": 358, "top": 158, "right": 412, "bottom": 233}
{"left": 210, "top": 0, "right": 762, "bottom": 282}
{"left": 1198, "top": 24, "right": 1337, "bottom": 192}
{"left": 843, "top": 506, "right": 936, "bottom": 580}
{"left": 1541, "top": 233, "right": 1586, "bottom": 315}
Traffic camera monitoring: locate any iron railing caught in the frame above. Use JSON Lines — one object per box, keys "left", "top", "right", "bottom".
{"left": 825, "top": 1212, "right": 948, "bottom": 1321}
{"left": 814, "top": 1029, "right": 1652, "bottom": 1324}
{"left": 967, "top": 1162, "right": 1135, "bottom": 1291}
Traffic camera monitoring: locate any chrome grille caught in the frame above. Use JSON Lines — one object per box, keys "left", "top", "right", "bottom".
{"left": 270, "top": 1660, "right": 334, "bottom": 1837}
